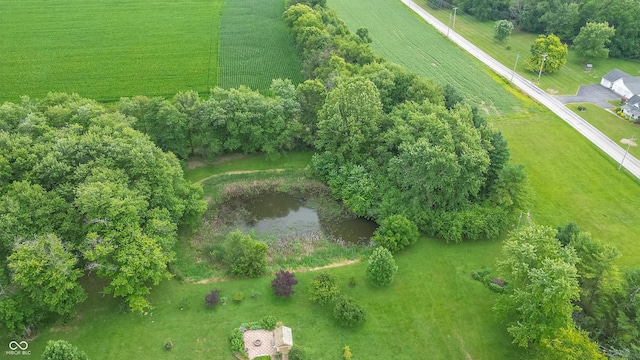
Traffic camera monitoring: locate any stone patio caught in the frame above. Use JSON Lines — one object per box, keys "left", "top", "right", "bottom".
{"left": 243, "top": 329, "right": 276, "bottom": 359}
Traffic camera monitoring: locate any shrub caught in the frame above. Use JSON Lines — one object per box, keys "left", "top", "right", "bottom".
{"left": 488, "top": 282, "right": 506, "bottom": 293}
{"left": 254, "top": 356, "right": 272, "bottom": 360}
{"left": 505, "top": 44, "right": 512, "bottom": 50}
{"left": 471, "top": 268, "right": 491, "bottom": 282}
{"left": 577, "top": 106, "right": 586, "bottom": 111}
{"left": 220, "top": 296, "right": 228, "bottom": 305}
{"left": 251, "top": 289, "right": 261, "bottom": 300}
{"left": 309, "top": 272, "right": 340, "bottom": 306}
{"left": 205, "top": 289, "right": 220, "bottom": 307}
{"left": 42, "top": 340, "right": 89, "bottom": 360}
{"left": 260, "top": 315, "right": 277, "bottom": 330}
{"left": 271, "top": 269, "right": 299, "bottom": 297}
{"left": 372, "top": 214, "right": 419, "bottom": 252}
{"left": 223, "top": 230, "right": 268, "bottom": 278}
{"left": 233, "top": 292, "right": 245, "bottom": 303}
{"left": 334, "top": 296, "right": 366, "bottom": 327}
{"left": 366, "top": 246, "right": 398, "bottom": 287}
{"left": 343, "top": 345, "right": 353, "bottom": 360}
{"left": 229, "top": 328, "right": 245, "bottom": 353}
{"left": 347, "top": 277, "right": 356, "bottom": 288}
{"left": 288, "top": 345, "right": 307, "bottom": 360}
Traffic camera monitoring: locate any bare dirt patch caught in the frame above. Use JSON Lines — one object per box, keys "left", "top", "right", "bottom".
{"left": 547, "top": 88, "right": 559, "bottom": 94}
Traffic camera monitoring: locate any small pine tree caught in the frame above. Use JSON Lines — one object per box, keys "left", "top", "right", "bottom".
{"left": 271, "top": 270, "right": 299, "bottom": 297}
{"left": 205, "top": 289, "right": 220, "bottom": 307}
{"left": 343, "top": 345, "right": 353, "bottom": 360}
{"left": 367, "top": 247, "right": 398, "bottom": 287}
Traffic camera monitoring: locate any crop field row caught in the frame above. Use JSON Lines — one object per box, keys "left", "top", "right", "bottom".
{"left": 0, "top": 0, "right": 224, "bottom": 102}
{"left": 218, "top": 0, "right": 304, "bottom": 90}
{"left": 328, "top": 0, "right": 531, "bottom": 116}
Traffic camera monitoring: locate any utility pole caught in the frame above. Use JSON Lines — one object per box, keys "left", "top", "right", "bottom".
{"left": 618, "top": 136, "right": 638, "bottom": 171}
{"left": 452, "top": 7, "right": 458, "bottom": 29}
{"left": 537, "top": 53, "right": 548, "bottom": 84}
{"left": 447, "top": 12, "right": 452, "bottom": 37}
{"left": 511, "top": 53, "right": 520, "bottom": 82}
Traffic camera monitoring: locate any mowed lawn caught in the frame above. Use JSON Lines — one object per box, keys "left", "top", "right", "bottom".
{"left": 566, "top": 103, "right": 640, "bottom": 160}
{"left": 328, "top": 0, "right": 532, "bottom": 116}
{"left": 218, "top": 0, "right": 304, "bottom": 89}
{"left": 14, "top": 238, "right": 524, "bottom": 359}
{"left": 420, "top": 6, "right": 640, "bottom": 96}
{"left": 0, "top": 0, "right": 223, "bottom": 102}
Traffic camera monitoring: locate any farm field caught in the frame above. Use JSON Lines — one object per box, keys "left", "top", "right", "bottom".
{"left": 330, "top": 0, "right": 640, "bottom": 267}
{"left": 218, "top": 0, "right": 304, "bottom": 89}
{"left": 12, "top": 234, "right": 524, "bottom": 360}
{"left": 566, "top": 103, "right": 640, "bottom": 159}
{"left": 418, "top": 4, "right": 640, "bottom": 96}
{"left": 328, "top": 0, "right": 534, "bottom": 117}
{"left": 0, "top": 0, "right": 224, "bottom": 102}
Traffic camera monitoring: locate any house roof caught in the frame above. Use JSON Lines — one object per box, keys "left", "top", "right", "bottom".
{"left": 627, "top": 94, "right": 640, "bottom": 106}
{"left": 602, "top": 68, "right": 632, "bottom": 82}
{"left": 623, "top": 77, "right": 640, "bottom": 95}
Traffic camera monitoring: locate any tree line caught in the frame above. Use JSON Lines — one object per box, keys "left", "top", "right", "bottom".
{"left": 0, "top": 93, "right": 206, "bottom": 336}
{"left": 428, "top": 0, "right": 640, "bottom": 60}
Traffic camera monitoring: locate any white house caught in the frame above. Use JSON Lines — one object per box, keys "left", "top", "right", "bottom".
{"left": 622, "top": 94, "right": 640, "bottom": 120}
{"left": 601, "top": 68, "right": 640, "bottom": 99}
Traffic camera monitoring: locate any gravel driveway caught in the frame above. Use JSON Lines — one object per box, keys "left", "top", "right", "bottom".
{"left": 556, "top": 84, "right": 621, "bottom": 108}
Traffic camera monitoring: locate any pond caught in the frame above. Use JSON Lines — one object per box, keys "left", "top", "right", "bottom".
{"left": 238, "top": 192, "right": 377, "bottom": 244}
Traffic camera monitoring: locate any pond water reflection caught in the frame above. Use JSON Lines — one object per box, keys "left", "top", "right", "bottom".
{"left": 239, "top": 192, "right": 377, "bottom": 244}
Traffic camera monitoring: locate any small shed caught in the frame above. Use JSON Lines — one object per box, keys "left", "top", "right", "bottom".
{"left": 274, "top": 326, "right": 293, "bottom": 354}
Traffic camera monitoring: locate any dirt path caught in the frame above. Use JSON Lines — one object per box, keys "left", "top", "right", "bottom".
{"left": 190, "top": 259, "right": 361, "bottom": 284}
{"left": 196, "top": 168, "right": 289, "bottom": 184}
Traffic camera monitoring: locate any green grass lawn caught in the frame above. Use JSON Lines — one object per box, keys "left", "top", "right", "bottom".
{"left": 328, "top": 0, "right": 532, "bottom": 117}
{"left": 184, "top": 151, "right": 314, "bottom": 183}
{"left": 418, "top": 5, "right": 640, "bottom": 95}
{"left": 566, "top": 103, "right": 640, "bottom": 159}
{"left": 0, "top": 0, "right": 223, "bottom": 102}
{"left": 218, "top": 0, "right": 304, "bottom": 89}
{"left": 12, "top": 238, "right": 524, "bottom": 360}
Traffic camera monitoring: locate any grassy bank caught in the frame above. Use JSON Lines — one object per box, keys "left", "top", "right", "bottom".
{"left": 0, "top": 0, "right": 223, "bottom": 102}
{"left": 218, "top": 0, "right": 304, "bottom": 89}
{"left": 417, "top": 4, "right": 640, "bottom": 95}
{"left": 184, "top": 151, "right": 313, "bottom": 183}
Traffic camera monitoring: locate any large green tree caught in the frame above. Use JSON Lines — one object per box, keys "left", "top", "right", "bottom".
{"left": 494, "top": 225, "right": 580, "bottom": 347}
{"left": 525, "top": 34, "right": 568, "bottom": 74}
{"left": 315, "top": 76, "right": 382, "bottom": 163}
{"left": 573, "top": 22, "right": 616, "bottom": 62}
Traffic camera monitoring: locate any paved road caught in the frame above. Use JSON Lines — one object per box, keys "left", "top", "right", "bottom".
{"left": 556, "top": 84, "right": 620, "bottom": 108}
{"left": 400, "top": 0, "right": 640, "bottom": 179}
